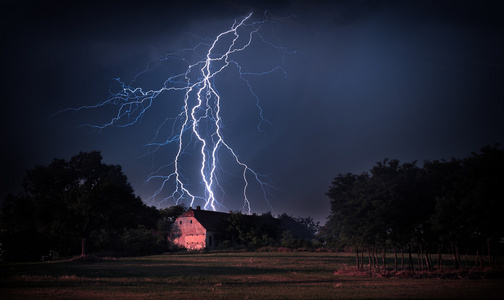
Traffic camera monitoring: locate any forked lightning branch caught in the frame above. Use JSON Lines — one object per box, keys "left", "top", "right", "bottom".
{"left": 58, "top": 13, "right": 292, "bottom": 214}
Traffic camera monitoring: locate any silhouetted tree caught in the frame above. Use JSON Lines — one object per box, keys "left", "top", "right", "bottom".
{"left": 224, "top": 212, "right": 273, "bottom": 248}
{"left": 1, "top": 151, "right": 151, "bottom": 260}
{"left": 320, "top": 172, "right": 370, "bottom": 249}
{"left": 322, "top": 144, "right": 504, "bottom": 271}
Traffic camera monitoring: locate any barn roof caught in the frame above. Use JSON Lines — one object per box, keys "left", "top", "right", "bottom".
{"left": 180, "top": 208, "right": 230, "bottom": 232}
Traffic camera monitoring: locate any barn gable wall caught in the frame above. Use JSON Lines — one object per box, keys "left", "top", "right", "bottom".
{"left": 173, "top": 215, "right": 207, "bottom": 250}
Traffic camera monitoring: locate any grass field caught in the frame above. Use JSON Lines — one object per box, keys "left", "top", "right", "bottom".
{"left": 1, "top": 251, "right": 503, "bottom": 299}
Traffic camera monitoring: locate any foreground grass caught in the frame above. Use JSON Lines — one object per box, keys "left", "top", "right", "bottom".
{"left": 1, "top": 252, "right": 503, "bottom": 299}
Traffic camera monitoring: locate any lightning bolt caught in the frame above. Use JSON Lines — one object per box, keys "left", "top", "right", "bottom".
{"left": 56, "top": 12, "right": 292, "bottom": 214}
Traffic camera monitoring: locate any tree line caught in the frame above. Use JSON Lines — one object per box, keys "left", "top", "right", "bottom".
{"left": 4, "top": 146, "right": 501, "bottom": 265}
{"left": 217, "top": 211, "right": 319, "bottom": 250}
{"left": 318, "top": 144, "right": 504, "bottom": 271}
{"left": 0, "top": 151, "right": 318, "bottom": 262}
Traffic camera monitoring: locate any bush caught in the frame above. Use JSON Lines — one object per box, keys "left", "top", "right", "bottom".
{"left": 121, "top": 225, "right": 163, "bottom": 256}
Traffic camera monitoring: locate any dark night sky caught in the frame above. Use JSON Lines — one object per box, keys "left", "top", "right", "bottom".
{"left": 1, "top": 0, "right": 503, "bottom": 224}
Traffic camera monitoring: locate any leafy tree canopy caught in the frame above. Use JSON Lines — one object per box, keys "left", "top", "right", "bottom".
{"left": 1, "top": 151, "right": 151, "bottom": 261}
{"left": 319, "top": 144, "right": 504, "bottom": 267}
